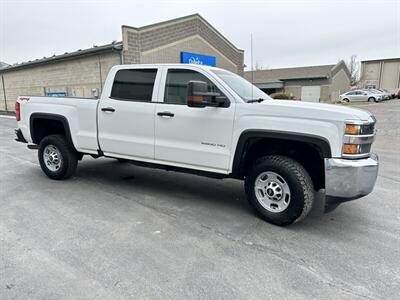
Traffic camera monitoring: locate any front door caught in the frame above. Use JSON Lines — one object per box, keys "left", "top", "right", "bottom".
{"left": 154, "top": 67, "right": 235, "bottom": 173}
{"left": 98, "top": 67, "right": 160, "bottom": 159}
{"left": 350, "top": 91, "right": 365, "bottom": 102}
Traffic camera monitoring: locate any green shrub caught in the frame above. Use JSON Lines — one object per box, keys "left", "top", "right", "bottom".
{"left": 270, "top": 92, "right": 293, "bottom": 100}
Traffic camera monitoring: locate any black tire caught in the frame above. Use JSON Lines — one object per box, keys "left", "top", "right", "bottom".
{"left": 245, "top": 155, "right": 314, "bottom": 226}
{"left": 38, "top": 134, "right": 78, "bottom": 180}
{"left": 368, "top": 97, "right": 377, "bottom": 103}
{"left": 343, "top": 98, "right": 350, "bottom": 103}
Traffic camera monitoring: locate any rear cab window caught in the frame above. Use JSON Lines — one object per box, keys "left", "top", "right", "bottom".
{"left": 110, "top": 69, "right": 158, "bottom": 102}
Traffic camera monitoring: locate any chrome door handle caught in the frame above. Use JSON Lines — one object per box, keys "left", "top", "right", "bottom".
{"left": 157, "top": 111, "right": 174, "bottom": 117}
{"left": 101, "top": 107, "right": 115, "bottom": 112}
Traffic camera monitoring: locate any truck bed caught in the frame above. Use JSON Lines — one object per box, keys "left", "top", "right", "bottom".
{"left": 17, "top": 95, "right": 100, "bottom": 154}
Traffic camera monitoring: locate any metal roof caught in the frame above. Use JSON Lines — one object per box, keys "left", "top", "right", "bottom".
{"left": 0, "top": 61, "right": 10, "bottom": 70}
{"left": 0, "top": 42, "right": 123, "bottom": 72}
{"left": 361, "top": 57, "right": 400, "bottom": 63}
{"left": 244, "top": 64, "right": 336, "bottom": 83}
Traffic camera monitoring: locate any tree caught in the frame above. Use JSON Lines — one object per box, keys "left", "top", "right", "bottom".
{"left": 347, "top": 55, "right": 360, "bottom": 86}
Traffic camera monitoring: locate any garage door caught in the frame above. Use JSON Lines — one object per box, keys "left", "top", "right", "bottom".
{"left": 301, "top": 86, "right": 321, "bottom": 102}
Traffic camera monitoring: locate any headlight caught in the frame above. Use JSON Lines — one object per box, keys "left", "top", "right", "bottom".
{"left": 344, "top": 123, "right": 375, "bottom": 135}
{"left": 343, "top": 118, "right": 376, "bottom": 158}
{"left": 344, "top": 124, "right": 360, "bottom": 135}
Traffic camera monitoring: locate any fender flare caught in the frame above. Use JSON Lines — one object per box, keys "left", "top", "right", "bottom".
{"left": 231, "top": 130, "right": 332, "bottom": 176}
{"left": 30, "top": 113, "right": 76, "bottom": 150}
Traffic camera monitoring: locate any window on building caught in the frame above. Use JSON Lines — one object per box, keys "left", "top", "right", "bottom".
{"left": 164, "top": 69, "right": 221, "bottom": 105}
{"left": 111, "top": 69, "right": 157, "bottom": 102}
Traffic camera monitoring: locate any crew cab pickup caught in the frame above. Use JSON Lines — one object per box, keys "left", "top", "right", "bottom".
{"left": 15, "top": 64, "right": 379, "bottom": 225}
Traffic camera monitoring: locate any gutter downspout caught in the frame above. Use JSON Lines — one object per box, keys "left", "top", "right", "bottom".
{"left": 1, "top": 75, "right": 7, "bottom": 111}
{"left": 98, "top": 56, "right": 103, "bottom": 94}
{"left": 111, "top": 44, "right": 123, "bottom": 64}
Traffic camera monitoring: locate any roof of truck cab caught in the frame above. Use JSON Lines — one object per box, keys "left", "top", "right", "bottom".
{"left": 112, "top": 64, "right": 230, "bottom": 71}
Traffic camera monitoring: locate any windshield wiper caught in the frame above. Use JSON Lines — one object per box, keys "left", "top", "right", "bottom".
{"left": 247, "top": 98, "right": 265, "bottom": 103}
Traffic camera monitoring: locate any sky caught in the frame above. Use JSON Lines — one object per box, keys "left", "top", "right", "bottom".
{"left": 0, "top": 0, "right": 399, "bottom": 70}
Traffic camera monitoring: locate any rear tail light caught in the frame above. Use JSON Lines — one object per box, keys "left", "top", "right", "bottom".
{"left": 15, "top": 102, "right": 20, "bottom": 121}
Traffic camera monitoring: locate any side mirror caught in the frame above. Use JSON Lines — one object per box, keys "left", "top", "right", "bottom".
{"left": 187, "top": 80, "right": 227, "bottom": 108}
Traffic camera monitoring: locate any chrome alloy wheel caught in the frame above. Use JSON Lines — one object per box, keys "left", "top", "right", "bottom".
{"left": 43, "top": 144, "right": 62, "bottom": 172}
{"left": 254, "top": 171, "right": 291, "bottom": 213}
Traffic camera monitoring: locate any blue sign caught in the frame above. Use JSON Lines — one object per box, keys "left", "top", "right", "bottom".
{"left": 47, "top": 92, "right": 66, "bottom": 97}
{"left": 180, "top": 52, "right": 216, "bottom": 67}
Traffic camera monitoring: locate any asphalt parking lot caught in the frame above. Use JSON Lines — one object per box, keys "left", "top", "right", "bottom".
{"left": 1, "top": 100, "right": 399, "bottom": 299}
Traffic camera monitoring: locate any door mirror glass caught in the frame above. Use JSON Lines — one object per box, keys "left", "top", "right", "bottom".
{"left": 187, "top": 80, "right": 227, "bottom": 108}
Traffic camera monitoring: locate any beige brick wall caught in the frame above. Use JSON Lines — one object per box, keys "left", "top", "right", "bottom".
{"left": 141, "top": 36, "right": 238, "bottom": 73}
{"left": 381, "top": 61, "right": 400, "bottom": 91}
{"left": 362, "top": 62, "right": 381, "bottom": 81}
{"left": 361, "top": 62, "right": 380, "bottom": 88}
{"left": 122, "top": 15, "right": 244, "bottom": 74}
{"left": 284, "top": 86, "right": 301, "bottom": 99}
{"left": 0, "top": 52, "right": 120, "bottom": 111}
{"left": 330, "top": 69, "right": 350, "bottom": 103}
{"left": 320, "top": 85, "right": 330, "bottom": 102}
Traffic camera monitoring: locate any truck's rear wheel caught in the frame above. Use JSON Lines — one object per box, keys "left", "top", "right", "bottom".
{"left": 38, "top": 134, "right": 78, "bottom": 180}
{"left": 245, "top": 155, "right": 314, "bottom": 226}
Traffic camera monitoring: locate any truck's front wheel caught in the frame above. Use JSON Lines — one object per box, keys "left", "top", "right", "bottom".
{"left": 38, "top": 134, "right": 78, "bottom": 180}
{"left": 245, "top": 155, "right": 314, "bottom": 226}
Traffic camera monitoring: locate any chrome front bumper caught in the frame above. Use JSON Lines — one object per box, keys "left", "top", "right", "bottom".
{"left": 324, "top": 153, "right": 379, "bottom": 206}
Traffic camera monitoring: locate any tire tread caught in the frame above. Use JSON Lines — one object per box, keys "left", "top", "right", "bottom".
{"left": 245, "top": 155, "right": 314, "bottom": 225}
{"left": 38, "top": 134, "right": 78, "bottom": 180}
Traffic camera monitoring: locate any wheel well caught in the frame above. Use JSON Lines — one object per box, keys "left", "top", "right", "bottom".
{"left": 233, "top": 137, "right": 326, "bottom": 190}
{"left": 31, "top": 118, "right": 66, "bottom": 144}
{"left": 29, "top": 114, "right": 74, "bottom": 147}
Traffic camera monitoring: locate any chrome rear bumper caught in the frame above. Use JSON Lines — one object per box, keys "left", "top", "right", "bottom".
{"left": 324, "top": 153, "right": 379, "bottom": 208}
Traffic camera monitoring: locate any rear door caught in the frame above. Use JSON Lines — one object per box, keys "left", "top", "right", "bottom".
{"left": 98, "top": 67, "right": 161, "bottom": 159}
{"left": 154, "top": 67, "right": 235, "bottom": 173}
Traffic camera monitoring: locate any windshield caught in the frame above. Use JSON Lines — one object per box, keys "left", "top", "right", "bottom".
{"left": 211, "top": 69, "right": 272, "bottom": 102}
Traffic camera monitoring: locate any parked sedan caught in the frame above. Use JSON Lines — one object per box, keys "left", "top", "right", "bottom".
{"left": 340, "top": 90, "right": 383, "bottom": 103}
{"left": 363, "top": 89, "right": 391, "bottom": 100}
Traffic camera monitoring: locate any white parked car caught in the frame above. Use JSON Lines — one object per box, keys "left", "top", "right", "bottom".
{"left": 363, "top": 89, "right": 391, "bottom": 100}
{"left": 15, "top": 64, "right": 379, "bottom": 226}
{"left": 340, "top": 90, "right": 383, "bottom": 103}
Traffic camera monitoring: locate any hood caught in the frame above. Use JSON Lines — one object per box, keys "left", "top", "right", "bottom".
{"left": 254, "top": 99, "right": 373, "bottom": 122}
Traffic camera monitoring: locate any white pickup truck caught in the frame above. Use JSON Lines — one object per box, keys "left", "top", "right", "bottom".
{"left": 15, "top": 64, "right": 379, "bottom": 226}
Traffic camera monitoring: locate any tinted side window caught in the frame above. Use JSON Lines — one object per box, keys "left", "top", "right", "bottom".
{"left": 111, "top": 69, "right": 157, "bottom": 102}
{"left": 164, "top": 69, "right": 220, "bottom": 105}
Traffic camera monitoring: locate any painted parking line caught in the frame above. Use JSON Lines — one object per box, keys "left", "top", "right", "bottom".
{"left": 0, "top": 115, "right": 15, "bottom": 119}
